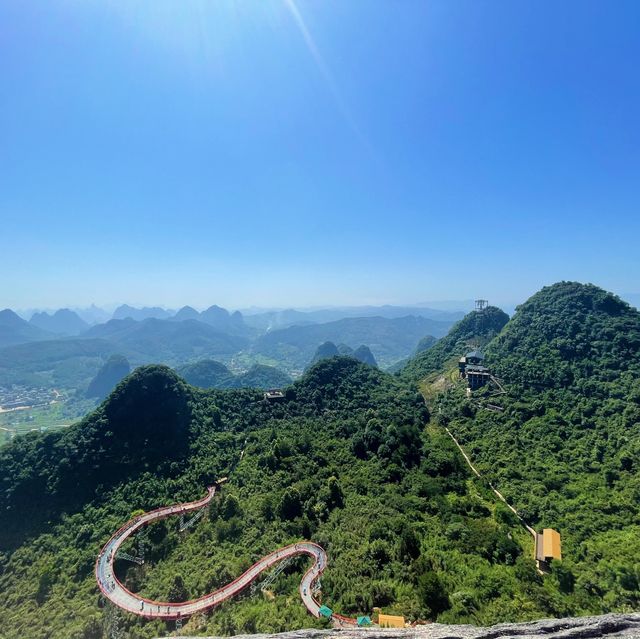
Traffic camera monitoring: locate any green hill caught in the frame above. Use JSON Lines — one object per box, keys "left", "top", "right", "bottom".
{"left": 0, "top": 337, "right": 117, "bottom": 387}
{"left": 85, "top": 318, "right": 249, "bottom": 364}
{"left": 178, "top": 359, "right": 236, "bottom": 388}
{"left": 434, "top": 282, "right": 640, "bottom": 617}
{"left": 178, "top": 360, "right": 291, "bottom": 389}
{"left": 86, "top": 354, "right": 131, "bottom": 399}
{"left": 0, "top": 357, "right": 550, "bottom": 638}
{"left": 400, "top": 306, "right": 509, "bottom": 382}
{"left": 352, "top": 344, "right": 378, "bottom": 367}
{"left": 2, "top": 284, "right": 639, "bottom": 638}
{"left": 309, "top": 340, "right": 340, "bottom": 365}
{"left": 235, "top": 363, "right": 292, "bottom": 388}
{"left": 486, "top": 281, "right": 640, "bottom": 388}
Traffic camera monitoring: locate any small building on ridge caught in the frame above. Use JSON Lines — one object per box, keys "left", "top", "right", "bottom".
{"left": 459, "top": 351, "right": 492, "bottom": 390}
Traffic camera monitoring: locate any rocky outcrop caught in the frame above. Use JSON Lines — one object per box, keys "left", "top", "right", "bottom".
{"left": 165, "top": 612, "right": 640, "bottom": 639}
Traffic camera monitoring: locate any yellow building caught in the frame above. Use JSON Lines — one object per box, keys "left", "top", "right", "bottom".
{"left": 542, "top": 528, "right": 561, "bottom": 560}
{"left": 378, "top": 614, "right": 405, "bottom": 628}
{"left": 535, "top": 528, "right": 561, "bottom": 563}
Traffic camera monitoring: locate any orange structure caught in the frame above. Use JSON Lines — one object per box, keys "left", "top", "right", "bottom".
{"left": 378, "top": 614, "right": 405, "bottom": 628}
{"left": 542, "top": 528, "right": 561, "bottom": 560}
{"left": 535, "top": 528, "right": 561, "bottom": 568}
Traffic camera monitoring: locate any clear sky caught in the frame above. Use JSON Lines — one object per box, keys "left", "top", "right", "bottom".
{"left": 1, "top": 0, "right": 639, "bottom": 310}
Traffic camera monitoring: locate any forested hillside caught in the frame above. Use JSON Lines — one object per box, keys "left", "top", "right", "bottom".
{"left": 1, "top": 282, "right": 638, "bottom": 639}
{"left": 178, "top": 359, "right": 292, "bottom": 390}
{"left": 400, "top": 306, "right": 509, "bottom": 382}
{"left": 0, "top": 357, "right": 558, "bottom": 639}
{"left": 436, "top": 283, "right": 640, "bottom": 615}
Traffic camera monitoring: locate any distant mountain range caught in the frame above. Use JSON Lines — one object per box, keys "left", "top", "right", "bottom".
{"left": 30, "top": 309, "right": 89, "bottom": 336}
{"left": 0, "top": 309, "right": 52, "bottom": 348}
{"left": 0, "top": 303, "right": 461, "bottom": 390}
{"left": 253, "top": 315, "right": 452, "bottom": 371}
{"left": 243, "top": 305, "right": 466, "bottom": 331}
{"left": 112, "top": 304, "right": 173, "bottom": 321}
{"left": 84, "top": 318, "right": 249, "bottom": 365}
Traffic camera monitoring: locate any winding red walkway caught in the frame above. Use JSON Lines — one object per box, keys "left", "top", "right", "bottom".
{"left": 95, "top": 483, "right": 355, "bottom": 625}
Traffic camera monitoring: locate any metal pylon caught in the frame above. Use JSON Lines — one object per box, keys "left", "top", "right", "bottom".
{"left": 137, "top": 527, "right": 147, "bottom": 561}
{"left": 103, "top": 600, "right": 125, "bottom": 639}
{"left": 251, "top": 556, "right": 294, "bottom": 594}
{"left": 115, "top": 551, "right": 144, "bottom": 565}
{"left": 179, "top": 507, "right": 206, "bottom": 533}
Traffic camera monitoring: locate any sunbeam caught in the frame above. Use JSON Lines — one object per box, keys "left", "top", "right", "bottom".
{"left": 283, "top": 0, "right": 367, "bottom": 145}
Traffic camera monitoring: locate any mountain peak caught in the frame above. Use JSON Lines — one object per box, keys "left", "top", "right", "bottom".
{"left": 352, "top": 344, "right": 378, "bottom": 367}
{"left": 487, "top": 281, "right": 640, "bottom": 388}
{"left": 173, "top": 305, "right": 201, "bottom": 321}
{"left": 29, "top": 308, "right": 88, "bottom": 335}
{"left": 0, "top": 308, "right": 26, "bottom": 328}
{"left": 86, "top": 354, "right": 131, "bottom": 399}
{"left": 310, "top": 340, "right": 340, "bottom": 365}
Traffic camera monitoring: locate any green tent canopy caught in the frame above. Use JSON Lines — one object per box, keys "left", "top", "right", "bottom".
{"left": 318, "top": 605, "right": 333, "bottom": 618}
{"left": 357, "top": 616, "right": 372, "bottom": 626}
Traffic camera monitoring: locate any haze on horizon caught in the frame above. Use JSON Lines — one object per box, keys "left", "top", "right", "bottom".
{"left": 1, "top": 1, "right": 639, "bottom": 310}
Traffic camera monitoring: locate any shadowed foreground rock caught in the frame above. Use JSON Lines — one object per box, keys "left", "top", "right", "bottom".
{"left": 163, "top": 612, "right": 640, "bottom": 639}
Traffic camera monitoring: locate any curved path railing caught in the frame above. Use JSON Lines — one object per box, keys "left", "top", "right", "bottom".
{"left": 95, "top": 484, "right": 355, "bottom": 624}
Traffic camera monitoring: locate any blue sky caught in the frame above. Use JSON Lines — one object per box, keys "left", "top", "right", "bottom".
{"left": 1, "top": 0, "right": 639, "bottom": 310}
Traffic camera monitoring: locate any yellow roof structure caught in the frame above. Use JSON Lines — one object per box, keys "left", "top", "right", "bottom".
{"left": 542, "top": 528, "right": 561, "bottom": 560}
{"left": 378, "top": 614, "right": 405, "bottom": 628}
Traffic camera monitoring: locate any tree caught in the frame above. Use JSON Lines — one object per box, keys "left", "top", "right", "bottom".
{"left": 399, "top": 523, "right": 420, "bottom": 561}
{"left": 278, "top": 487, "right": 302, "bottom": 520}
{"left": 168, "top": 574, "right": 189, "bottom": 603}
{"left": 417, "top": 570, "right": 450, "bottom": 617}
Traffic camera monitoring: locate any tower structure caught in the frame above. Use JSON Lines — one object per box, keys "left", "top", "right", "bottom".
{"left": 475, "top": 299, "right": 488, "bottom": 312}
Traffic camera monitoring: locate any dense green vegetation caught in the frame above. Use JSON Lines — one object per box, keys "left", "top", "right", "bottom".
{"left": 0, "top": 357, "right": 545, "bottom": 639}
{"left": 435, "top": 283, "right": 640, "bottom": 616}
{"left": 177, "top": 360, "right": 237, "bottom": 388}
{"left": 1, "top": 282, "right": 638, "bottom": 638}
{"left": 236, "top": 364, "right": 292, "bottom": 389}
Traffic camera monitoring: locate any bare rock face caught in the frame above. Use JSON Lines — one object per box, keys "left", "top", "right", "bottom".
{"left": 165, "top": 613, "right": 640, "bottom": 639}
